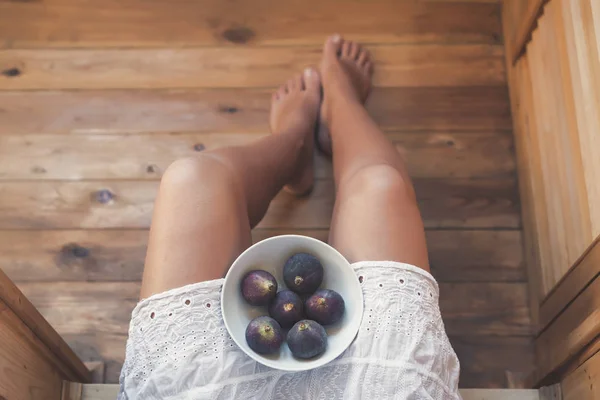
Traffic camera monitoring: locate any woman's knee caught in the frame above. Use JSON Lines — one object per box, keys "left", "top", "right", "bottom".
{"left": 341, "top": 164, "right": 416, "bottom": 203}
{"left": 160, "top": 155, "right": 240, "bottom": 196}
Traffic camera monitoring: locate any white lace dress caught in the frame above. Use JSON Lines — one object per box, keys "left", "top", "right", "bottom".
{"left": 119, "top": 262, "right": 462, "bottom": 399}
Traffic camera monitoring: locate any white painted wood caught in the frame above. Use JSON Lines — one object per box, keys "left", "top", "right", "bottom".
{"left": 79, "top": 384, "right": 542, "bottom": 400}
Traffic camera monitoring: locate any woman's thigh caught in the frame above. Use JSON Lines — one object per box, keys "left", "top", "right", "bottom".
{"left": 329, "top": 164, "right": 430, "bottom": 272}
{"left": 140, "top": 157, "right": 252, "bottom": 299}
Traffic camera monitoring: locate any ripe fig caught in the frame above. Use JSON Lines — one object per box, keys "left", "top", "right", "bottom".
{"left": 283, "top": 253, "right": 324, "bottom": 294}
{"left": 268, "top": 290, "right": 304, "bottom": 328}
{"left": 245, "top": 316, "right": 284, "bottom": 354}
{"left": 305, "top": 289, "right": 345, "bottom": 325}
{"left": 287, "top": 320, "right": 327, "bottom": 359}
{"left": 241, "top": 270, "right": 277, "bottom": 306}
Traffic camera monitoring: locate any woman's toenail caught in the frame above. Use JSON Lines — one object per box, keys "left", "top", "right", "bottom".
{"left": 332, "top": 34, "right": 341, "bottom": 42}
{"left": 304, "top": 68, "right": 312, "bottom": 77}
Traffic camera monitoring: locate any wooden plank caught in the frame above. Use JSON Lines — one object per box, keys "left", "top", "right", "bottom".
{"left": 0, "top": 268, "right": 91, "bottom": 383}
{"left": 427, "top": 230, "right": 525, "bottom": 282}
{"left": 540, "top": 236, "right": 600, "bottom": 332}
{"left": 0, "top": 298, "right": 64, "bottom": 399}
{"left": 1, "top": 229, "right": 525, "bottom": 283}
{"left": 0, "top": 0, "right": 502, "bottom": 48}
{"left": 514, "top": 54, "right": 550, "bottom": 305}
{"left": 0, "top": 178, "right": 520, "bottom": 230}
{"left": 545, "top": 1, "right": 593, "bottom": 269}
{"left": 440, "top": 283, "right": 531, "bottom": 335}
{"left": 414, "top": 178, "right": 520, "bottom": 229}
{"left": 18, "top": 280, "right": 531, "bottom": 337}
{"left": 561, "top": 349, "right": 600, "bottom": 400}
{"left": 560, "top": 334, "right": 600, "bottom": 383}
{"left": 527, "top": 28, "right": 570, "bottom": 296}
{"left": 62, "top": 333, "right": 126, "bottom": 386}
{"left": 78, "top": 385, "right": 543, "bottom": 400}
{"left": 450, "top": 336, "right": 535, "bottom": 389}
{"left": 502, "top": 0, "right": 535, "bottom": 62}
{"left": 0, "top": 131, "right": 515, "bottom": 180}
{"left": 538, "top": 385, "right": 562, "bottom": 400}
{"left": 504, "top": 0, "right": 547, "bottom": 64}
{"left": 505, "top": 49, "right": 543, "bottom": 326}
{"left": 0, "top": 87, "right": 512, "bottom": 135}
{"left": 551, "top": 0, "right": 594, "bottom": 259}
{"left": 62, "top": 382, "right": 83, "bottom": 400}
{"left": 535, "top": 276, "right": 600, "bottom": 384}
{"left": 561, "top": 0, "right": 600, "bottom": 239}
{"left": 461, "top": 390, "right": 539, "bottom": 400}
{"left": 0, "top": 45, "right": 506, "bottom": 90}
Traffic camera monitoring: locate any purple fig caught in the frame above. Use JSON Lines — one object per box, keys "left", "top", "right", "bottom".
{"left": 305, "top": 289, "right": 345, "bottom": 325}
{"left": 287, "top": 320, "right": 327, "bottom": 359}
{"left": 268, "top": 290, "right": 304, "bottom": 328}
{"left": 241, "top": 270, "right": 277, "bottom": 306}
{"left": 283, "top": 253, "right": 324, "bottom": 294}
{"left": 245, "top": 316, "right": 284, "bottom": 354}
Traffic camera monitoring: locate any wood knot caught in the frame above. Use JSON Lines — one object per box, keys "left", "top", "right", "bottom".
{"left": 61, "top": 243, "right": 90, "bottom": 259}
{"left": 446, "top": 140, "right": 455, "bottom": 147}
{"left": 93, "top": 189, "right": 114, "bottom": 204}
{"left": 193, "top": 143, "right": 206, "bottom": 152}
{"left": 218, "top": 105, "right": 239, "bottom": 114}
{"left": 2, "top": 67, "right": 21, "bottom": 77}
{"left": 146, "top": 164, "right": 158, "bottom": 174}
{"left": 221, "top": 27, "right": 255, "bottom": 44}
{"left": 31, "top": 165, "right": 47, "bottom": 174}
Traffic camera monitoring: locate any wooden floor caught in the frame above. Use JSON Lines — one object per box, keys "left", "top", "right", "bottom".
{"left": 0, "top": 0, "right": 534, "bottom": 388}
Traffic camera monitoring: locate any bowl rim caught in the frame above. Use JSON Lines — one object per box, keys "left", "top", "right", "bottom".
{"left": 221, "top": 234, "right": 364, "bottom": 372}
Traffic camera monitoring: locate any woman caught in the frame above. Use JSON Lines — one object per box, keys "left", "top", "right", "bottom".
{"left": 119, "top": 35, "right": 461, "bottom": 399}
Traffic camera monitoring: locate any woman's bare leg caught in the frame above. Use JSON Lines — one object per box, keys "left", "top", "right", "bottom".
{"left": 320, "top": 35, "right": 430, "bottom": 271}
{"left": 141, "top": 69, "right": 321, "bottom": 298}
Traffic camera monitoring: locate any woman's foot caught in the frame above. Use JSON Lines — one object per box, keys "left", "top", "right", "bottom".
{"left": 270, "top": 68, "right": 321, "bottom": 196}
{"left": 318, "top": 35, "right": 373, "bottom": 156}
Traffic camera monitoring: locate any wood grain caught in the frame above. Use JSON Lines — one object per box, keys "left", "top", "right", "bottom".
{"left": 502, "top": 0, "right": 546, "bottom": 64}
{"left": 450, "top": 335, "right": 535, "bottom": 388}
{"left": 504, "top": 48, "right": 543, "bottom": 326}
{"left": 527, "top": 28, "right": 571, "bottom": 296}
{"left": 543, "top": 1, "right": 592, "bottom": 272}
{"left": 561, "top": 348, "right": 600, "bottom": 400}
{"left": 0, "top": 0, "right": 502, "bottom": 48}
{"left": 18, "top": 281, "right": 531, "bottom": 336}
{"left": 561, "top": 0, "right": 600, "bottom": 239}
{"left": 535, "top": 276, "right": 600, "bottom": 383}
{"left": 0, "top": 268, "right": 91, "bottom": 383}
{"left": 0, "top": 87, "right": 512, "bottom": 135}
{"left": 540, "top": 236, "right": 600, "bottom": 332}
{"left": 0, "top": 179, "right": 520, "bottom": 229}
{"left": 0, "top": 45, "right": 506, "bottom": 90}
{"left": 427, "top": 230, "right": 525, "bottom": 282}
{"left": 1, "top": 229, "right": 525, "bottom": 283}
{"left": 440, "top": 283, "right": 531, "bottom": 335}
{"left": 0, "top": 299, "right": 64, "bottom": 400}
{"left": 0, "top": 132, "right": 515, "bottom": 180}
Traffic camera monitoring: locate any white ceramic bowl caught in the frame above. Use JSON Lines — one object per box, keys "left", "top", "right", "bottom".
{"left": 221, "top": 235, "right": 363, "bottom": 372}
